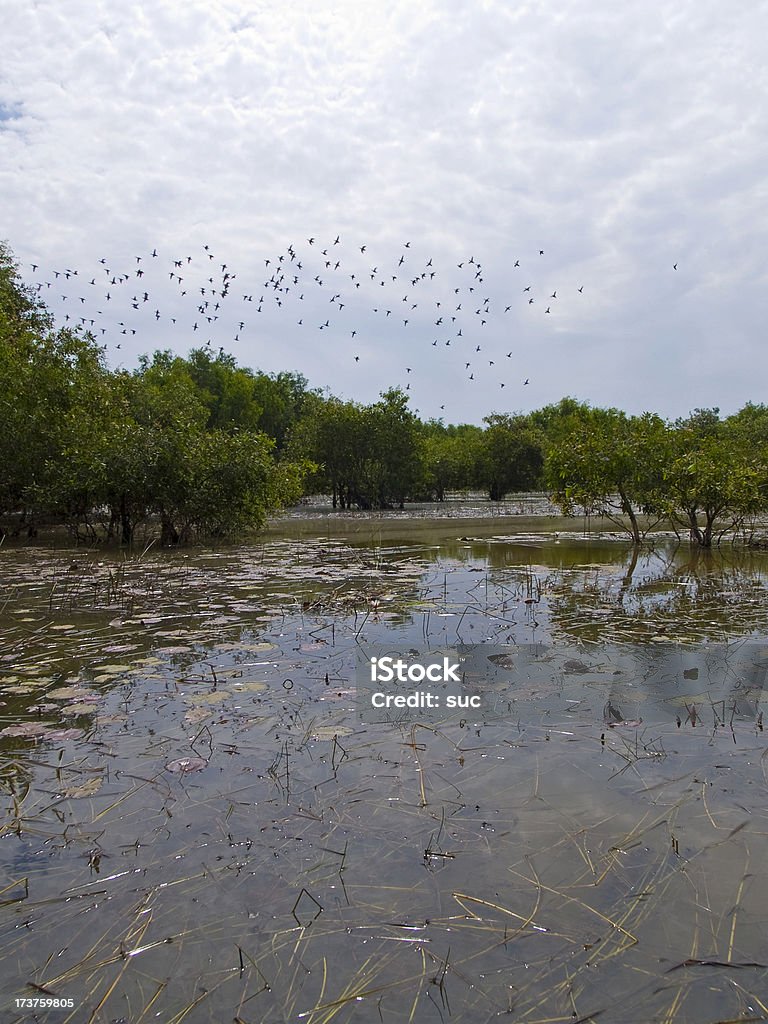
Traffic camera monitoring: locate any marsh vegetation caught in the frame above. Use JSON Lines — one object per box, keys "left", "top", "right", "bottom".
{"left": 1, "top": 517, "right": 768, "bottom": 1023}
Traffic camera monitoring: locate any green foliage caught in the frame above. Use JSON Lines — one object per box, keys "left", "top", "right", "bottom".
{"left": 3, "top": 240, "right": 767, "bottom": 547}
{"left": 418, "top": 422, "right": 483, "bottom": 499}
{"left": 289, "top": 388, "right": 422, "bottom": 509}
{"left": 0, "top": 243, "right": 307, "bottom": 543}
{"left": 476, "top": 414, "right": 545, "bottom": 501}
{"left": 660, "top": 411, "right": 768, "bottom": 546}
{"left": 0, "top": 241, "right": 109, "bottom": 523}
{"left": 546, "top": 407, "right": 668, "bottom": 543}
{"left": 135, "top": 349, "right": 313, "bottom": 446}
{"left": 528, "top": 397, "right": 590, "bottom": 442}
{"left": 547, "top": 405, "right": 768, "bottom": 546}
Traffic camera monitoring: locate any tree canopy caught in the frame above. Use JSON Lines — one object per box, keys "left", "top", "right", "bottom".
{"left": 2, "top": 240, "right": 766, "bottom": 546}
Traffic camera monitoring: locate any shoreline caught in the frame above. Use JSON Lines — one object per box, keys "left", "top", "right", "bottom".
{"left": 262, "top": 510, "right": 656, "bottom": 543}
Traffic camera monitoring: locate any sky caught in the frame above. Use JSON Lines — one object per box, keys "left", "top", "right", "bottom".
{"left": 2, "top": 0, "right": 767, "bottom": 425}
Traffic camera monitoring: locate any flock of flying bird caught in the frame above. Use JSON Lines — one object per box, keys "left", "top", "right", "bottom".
{"left": 24, "top": 234, "right": 602, "bottom": 414}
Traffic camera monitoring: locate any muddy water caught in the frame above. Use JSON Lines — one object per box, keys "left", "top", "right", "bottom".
{"left": 1, "top": 521, "right": 768, "bottom": 1023}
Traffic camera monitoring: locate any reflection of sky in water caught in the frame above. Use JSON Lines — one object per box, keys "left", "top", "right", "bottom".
{"left": 1, "top": 533, "right": 768, "bottom": 1021}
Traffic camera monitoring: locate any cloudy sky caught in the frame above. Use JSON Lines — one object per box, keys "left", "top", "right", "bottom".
{"left": 3, "top": 0, "right": 766, "bottom": 424}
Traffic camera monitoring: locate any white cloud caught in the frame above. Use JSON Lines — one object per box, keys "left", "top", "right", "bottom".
{"left": 2, "top": 0, "right": 767, "bottom": 421}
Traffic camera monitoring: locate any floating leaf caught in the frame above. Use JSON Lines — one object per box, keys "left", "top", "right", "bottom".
{"left": 47, "top": 686, "right": 99, "bottom": 701}
{"left": 0, "top": 722, "right": 50, "bottom": 738}
{"left": 310, "top": 726, "right": 354, "bottom": 741}
{"left": 230, "top": 681, "right": 267, "bottom": 693}
{"left": 165, "top": 756, "right": 208, "bottom": 773}
{"left": 61, "top": 701, "right": 101, "bottom": 716}
{"left": 184, "top": 707, "right": 213, "bottom": 725}
{"left": 187, "top": 690, "right": 230, "bottom": 705}
{"left": 97, "top": 713, "right": 128, "bottom": 725}
{"left": 3, "top": 682, "right": 46, "bottom": 695}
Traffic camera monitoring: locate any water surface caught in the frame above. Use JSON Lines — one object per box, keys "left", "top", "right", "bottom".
{"left": 1, "top": 521, "right": 767, "bottom": 1023}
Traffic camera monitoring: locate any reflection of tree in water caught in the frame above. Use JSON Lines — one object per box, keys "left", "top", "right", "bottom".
{"left": 544, "top": 541, "right": 768, "bottom": 644}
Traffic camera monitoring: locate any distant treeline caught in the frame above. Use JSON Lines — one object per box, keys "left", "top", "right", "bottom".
{"left": 2, "top": 242, "right": 767, "bottom": 546}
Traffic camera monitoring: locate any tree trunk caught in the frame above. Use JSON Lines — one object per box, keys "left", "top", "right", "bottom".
{"left": 618, "top": 487, "right": 641, "bottom": 545}
{"left": 161, "top": 516, "right": 179, "bottom": 546}
{"left": 687, "top": 509, "right": 711, "bottom": 547}
{"left": 120, "top": 494, "right": 133, "bottom": 545}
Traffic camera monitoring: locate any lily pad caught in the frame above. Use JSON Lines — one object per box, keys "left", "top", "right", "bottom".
{"left": 47, "top": 686, "right": 99, "bottom": 701}
{"left": 61, "top": 701, "right": 101, "bottom": 715}
{"left": 47, "top": 728, "right": 85, "bottom": 740}
{"left": 184, "top": 707, "right": 214, "bottom": 725}
{"left": 310, "top": 726, "right": 354, "bottom": 741}
{"left": 165, "top": 756, "right": 208, "bottom": 773}
{"left": 0, "top": 722, "right": 51, "bottom": 738}
{"left": 187, "top": 690, "right": 230, "bottom": 705}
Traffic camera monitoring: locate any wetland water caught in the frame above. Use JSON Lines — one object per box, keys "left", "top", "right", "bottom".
{"left": 1, "top": 508, "right": 768, "bottom": 1023}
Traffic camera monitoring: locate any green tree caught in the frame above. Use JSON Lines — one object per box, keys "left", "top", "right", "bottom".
{"left": 661, "top": 410, "right": 767, "bottom": 547}
{"left": 476, "top": 414, "right": 544, "bottom": 501}
{"left": 546, "top": 407, "right": 668, "bottom": 544}
{"left": 418, "top": 422, "right": 483, "bottom": 499}
{"left": 288, "top": 389, "right": 422, "bottom": 509}
{"left": 0, "top": 241, "right": 111, "bottom": 530}
{"left": 368, "top": 388, "right": 421, "bottom": 508}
